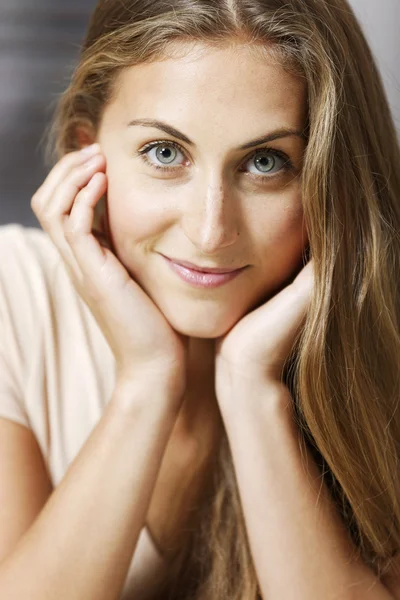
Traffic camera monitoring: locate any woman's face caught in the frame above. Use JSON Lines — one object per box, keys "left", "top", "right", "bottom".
{"left": 96, "top": 42, "right": 308, "bottom": 338}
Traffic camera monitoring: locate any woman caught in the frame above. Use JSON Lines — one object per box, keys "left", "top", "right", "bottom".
{"left": 0, "top": 1, "right": 399, "bottom": 599}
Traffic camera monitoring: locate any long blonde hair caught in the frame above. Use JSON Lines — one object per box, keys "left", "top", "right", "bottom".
{"left": 44, "top": 0, "right": 400, "bottom": 597}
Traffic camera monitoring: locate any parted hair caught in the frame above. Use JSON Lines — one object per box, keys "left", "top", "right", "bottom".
{"left": 44, "top": 0, "right": 400, "bottom": 597}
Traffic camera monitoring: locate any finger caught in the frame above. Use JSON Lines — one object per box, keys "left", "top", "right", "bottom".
{"left": 40, "top": 153, "right": 106, "bottom": 228}
{"left": 31, "top": 144, "right": 101, "bottom": 212}
{"left": 292, "top": 258, "right": 314, "bottom": 295}
{"left": 65, "top": 173, "right": 133, "bottom": 305}
{"left": 42, "top": 150, "right": 105, "bottom": 215}
{"left": 38, "top": 158, "right": 106, "bottom": 284}
{"left": 64, "top": 172, "right": 112, "bottom": 285}
{"left": 41, "top": 172, "right": 108, "bottom": 293}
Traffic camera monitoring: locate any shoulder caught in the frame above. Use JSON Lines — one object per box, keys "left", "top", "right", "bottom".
{"left": 0, "top": 223, "right": 60, "bottom": 274}
{"left": 0, "top": 223, "right": 62, "bottom": 329}
{"left": 0, "top": 223, "right": 61, "bottom": 291}
{"left": 0, "top": 224, "right": 116, "bottom": 450}
{"left": 0, "top": 224, "right": 62, "bottom": 428}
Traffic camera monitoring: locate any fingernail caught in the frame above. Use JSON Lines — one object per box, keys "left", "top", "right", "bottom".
{"left": 81, "top": 143, "right": 100, "bottom": 156}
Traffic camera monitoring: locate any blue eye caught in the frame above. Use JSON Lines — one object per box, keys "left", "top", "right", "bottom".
{"left": 138, "top": 141, "right": 185, "bottom": 171}
{"left": 241, "top": 150, "right": 293, "bottom": 180}
{"left": 136, "top": 139, "right": 295, "bottom": 182}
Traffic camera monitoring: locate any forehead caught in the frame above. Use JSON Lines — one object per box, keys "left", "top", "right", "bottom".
{"left": 105, "top": 42, "right": 307, "bottom": 134}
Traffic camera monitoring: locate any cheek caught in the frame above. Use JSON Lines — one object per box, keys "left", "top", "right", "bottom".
{"left": 253, "top": 199, "right": 307, "bottom": 290}
{"left": 107, "top": 181, "right": 167, "bottom": 242}
{"left": 276, "top": 205, "right": 305, "bottom": 245}
{"left": 255, "top": 195, "right": 305, "bottom": 248}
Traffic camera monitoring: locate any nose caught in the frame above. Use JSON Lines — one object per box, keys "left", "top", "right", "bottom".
{"left": 182, "top": 180, "right": 240, "bottom": 254}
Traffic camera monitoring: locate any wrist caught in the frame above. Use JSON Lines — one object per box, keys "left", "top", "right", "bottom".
{"left": 217, "top": 376, "right": 292, "bottom": 418}
{"left": 111, "top": 375, "right": 185, "bottom": 419}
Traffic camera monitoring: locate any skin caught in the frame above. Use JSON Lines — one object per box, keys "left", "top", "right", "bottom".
{"left": 79, "top": 40, "right": 309, "bottom": 555}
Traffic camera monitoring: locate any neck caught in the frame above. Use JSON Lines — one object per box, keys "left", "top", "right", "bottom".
{"left": 173, "top": 336, "right": 223, "bottom": 450}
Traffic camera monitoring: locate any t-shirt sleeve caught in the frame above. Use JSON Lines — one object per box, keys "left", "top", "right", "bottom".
{"left": 0, "top": 225, "right": 35, "bottom": 428}
{"left": 0, "top": 312, "right": 29, "bottom": 427}
{"left": 0, "top": 287, "right": 30, "bottom": 426}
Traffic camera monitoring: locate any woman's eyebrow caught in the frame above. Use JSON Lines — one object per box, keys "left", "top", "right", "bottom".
{"left": 126, "top": 118, "right": 307, "bottom": 149}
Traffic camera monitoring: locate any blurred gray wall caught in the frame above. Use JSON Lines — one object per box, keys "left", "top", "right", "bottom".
{"left": 350, "top": 0, "right": 400, "bottom": 133}
{"left": 0, "top": 0, "right": 95, "bottom": 227}
{"left": 0, "top": 0, "right": 399, "bottom": 228}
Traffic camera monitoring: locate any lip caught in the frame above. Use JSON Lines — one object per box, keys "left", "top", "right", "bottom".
{"left": 161, "top": 255, "right": 247, "bottom": 289}
{"left": 160, "top": 255, "right": 245, "bottom": 274}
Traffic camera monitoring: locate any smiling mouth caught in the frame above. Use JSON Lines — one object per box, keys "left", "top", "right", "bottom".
{"left": 160, "top": 254, "right": 247, "bottom": 274}
{"left": 161, "top": 254, "right": 248, "bottom": 289}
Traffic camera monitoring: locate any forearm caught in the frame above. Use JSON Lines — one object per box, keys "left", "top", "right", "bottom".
{"left": 220, "top": 382, "right": 393, "bottom": 600}
{"left": 144, "top": 387, "right": 224, "bottom": 562}
{"left": 0, "top": 378, "right": 181, "bottom": 600}
{"left": 145, "top": 438, "right": 217, "bottom": 562}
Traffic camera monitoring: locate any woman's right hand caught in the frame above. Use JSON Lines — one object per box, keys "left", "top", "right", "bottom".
{"left": 31, "top": 143, "right": 189, "bottom": 402}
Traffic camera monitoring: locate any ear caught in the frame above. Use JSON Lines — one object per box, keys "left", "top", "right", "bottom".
{"left": 76, "top": 126, "right": 96, "bottom": 150}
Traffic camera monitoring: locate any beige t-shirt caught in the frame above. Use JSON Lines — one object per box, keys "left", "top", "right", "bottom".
{"left": 0, "top": 223, "right": 166, "bottom": 599}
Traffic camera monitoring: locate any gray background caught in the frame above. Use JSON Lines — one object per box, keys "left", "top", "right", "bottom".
{"left": 0, "top": 0, "right": 399, "bottom": 228}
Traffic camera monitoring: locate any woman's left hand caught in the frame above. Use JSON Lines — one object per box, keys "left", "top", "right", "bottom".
{"left": 215, "top": 258, "right": 315, "bottom": 403}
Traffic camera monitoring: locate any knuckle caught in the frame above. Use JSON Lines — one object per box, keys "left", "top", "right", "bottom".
{"left": 77, "top": 163, "right": 92, "bottom": 177}
{"left": 43, "top": 206, "right": 59, "bottom": 222}
{"left": 30, "top": 190, "right": 41, "bottom": 210}
{"left": 69, "top": 190, "right": 87, "bottom": 214}
{"left": 56, "top": 151, "right": 84, "bottom": 178}
{"left": 59, "top": 173, "right": 88, "bottom": 205}
{"left": 40, "top": 212, "right": 53, "bottom": 229}
{"left": 70, "top": 163, "right": 94, "bottom": 186}
{"left": 64, "top": 217, "right": 82, "bottom": 240}
{"left": 62, "top": 150, "right": 80, "bottom": 165}
{"left": 64, "top": 227, "right": 79, "bottom": 241}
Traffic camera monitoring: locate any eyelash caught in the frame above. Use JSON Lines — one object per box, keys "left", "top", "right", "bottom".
{"left": 135, "top": 139, "right": 295, "bottom": 183}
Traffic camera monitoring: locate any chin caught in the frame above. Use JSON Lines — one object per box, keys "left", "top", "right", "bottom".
{"left": 164, "top": 310, "right": 239, "bottom": 339}
{"left": 172, "top": 326, "right": 225, "bottom": 339}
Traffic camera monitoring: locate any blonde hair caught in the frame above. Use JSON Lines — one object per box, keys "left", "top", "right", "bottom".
{"left": 44, "top": 0, "right": 400, "bottom": 597}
